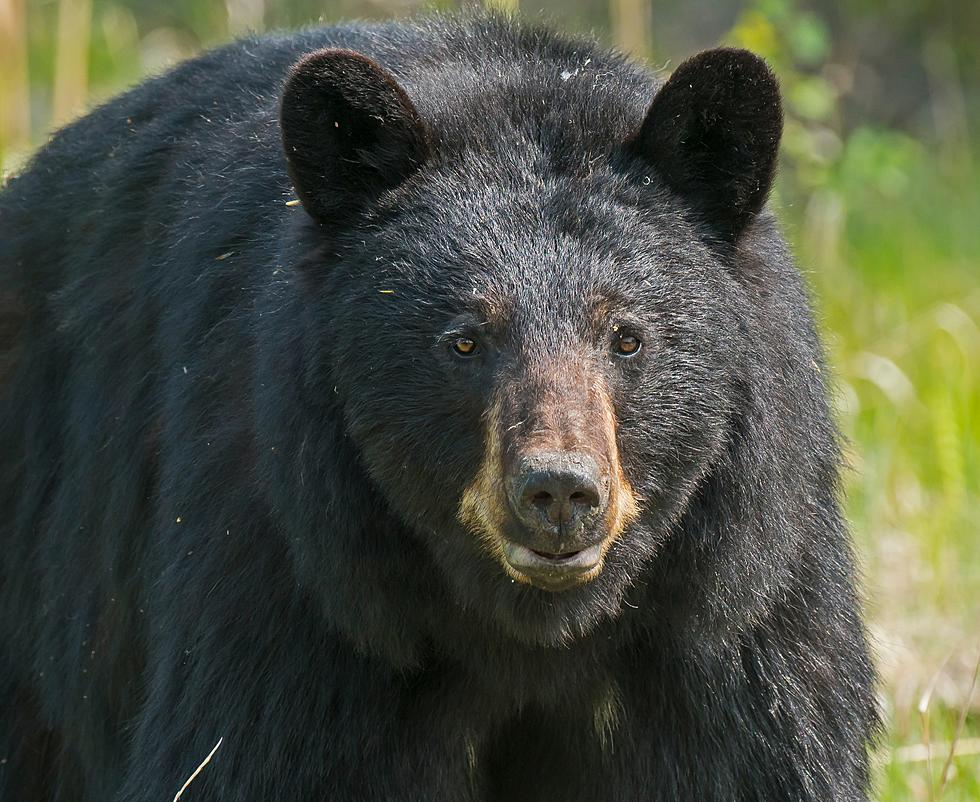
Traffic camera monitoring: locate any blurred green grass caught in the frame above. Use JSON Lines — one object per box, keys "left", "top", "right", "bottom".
{"left": 799, "top": 147, "right": 980, "bottom": 802}
{"left": 2, "top": 0, "right": 978, "bottom": 799}
{"left": 799, "top": 139, "right": 980, "bottom": 801}
{"left": 735, "top": 6, "right": 980, "bottom": 796}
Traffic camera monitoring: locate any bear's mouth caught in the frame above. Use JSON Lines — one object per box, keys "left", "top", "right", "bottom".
{"left": 530, "top": 547, "right": 584, "bottom": 560}
{"left": 501, "top": 541, "right": 604, "bottom": 592}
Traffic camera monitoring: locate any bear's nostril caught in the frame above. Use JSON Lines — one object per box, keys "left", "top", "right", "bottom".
{"left": 514, "top": 453, "right": 607, "bottom": 532}
{"left": 531, "top": 490, "right": 552, "bottom": 505}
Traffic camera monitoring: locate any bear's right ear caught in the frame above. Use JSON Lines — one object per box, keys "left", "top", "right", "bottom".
{"left": 280, "top": 49, "right": 432, "bottom": 226}
{"left": 628, "top": 48, "right": 783, "bottom": 243}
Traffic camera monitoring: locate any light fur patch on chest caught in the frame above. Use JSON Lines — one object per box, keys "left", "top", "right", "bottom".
{"left": 593, "top": 679, "right": 624, "bottom": 754}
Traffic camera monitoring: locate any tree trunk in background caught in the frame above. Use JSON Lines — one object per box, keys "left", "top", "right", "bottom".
{"left": 226, "top": 0, "right": 266, "bottom": 36}
{"left": 0, "top": 0, "right": 30, "bottom": 172}
{"left": 52, "top": 0, "right": 93, "bottom": 127}
{"left": 485, "top": 0, "right": 519, "bottom": 12}
{"left": 610, "top": 0, "right": 650, "bottom": 58}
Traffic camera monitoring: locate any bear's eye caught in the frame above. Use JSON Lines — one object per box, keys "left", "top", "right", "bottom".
{"left": 451, "top": 337, "right": 478, "bottom": 357}
{"left": 613, "top": 333, "right": 642, "bottom": 357}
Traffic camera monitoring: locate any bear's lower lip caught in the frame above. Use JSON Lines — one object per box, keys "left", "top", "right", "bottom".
{"left": 502, "top": 541, "right": 604, "bottom": 592}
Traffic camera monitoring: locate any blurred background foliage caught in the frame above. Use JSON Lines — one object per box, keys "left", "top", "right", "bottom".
{"left": 1, "top": 0, "right": 977, "bottom": 798}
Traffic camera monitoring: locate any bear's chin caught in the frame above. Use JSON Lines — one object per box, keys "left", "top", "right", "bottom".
{"left": 426, "top": 533, "right": 644, "bottom": 649}
{"left": 490, "top": 578, "right": 634, "bottom": 648}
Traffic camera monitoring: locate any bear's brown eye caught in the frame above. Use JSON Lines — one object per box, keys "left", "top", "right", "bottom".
{"left": 452, "top": 337, "right": 478, "bottom": 357}
{"left": 613, "top": 333, "right": 641, "bottom": 357}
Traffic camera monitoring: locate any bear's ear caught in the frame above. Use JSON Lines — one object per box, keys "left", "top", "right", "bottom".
{"left": 280, "top": 49, "right": 432, "bottom": 225}
{"left": 629, "top": 48, "right": 783, "bottom": 242}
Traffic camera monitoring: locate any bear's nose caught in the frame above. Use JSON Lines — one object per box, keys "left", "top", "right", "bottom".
{"left": 511, "top": 452, "right": 607, "bottom": 538}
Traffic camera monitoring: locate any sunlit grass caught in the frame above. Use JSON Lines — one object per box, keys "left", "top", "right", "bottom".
{"left": 788, "top": 137, "right": 980, "bottom": 801}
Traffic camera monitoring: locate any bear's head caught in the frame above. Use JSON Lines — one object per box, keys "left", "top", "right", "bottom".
{"left": 277, "top": 38, "right": 783, "bottom": 647}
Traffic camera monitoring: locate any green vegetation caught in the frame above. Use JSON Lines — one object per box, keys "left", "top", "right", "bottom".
{"left": 2, "top": 0, "right": 977, "bottom": 798}
{"left": 811, "top": 131, "right": 979, "bottom": 802}
{"left": 727, "top": 5, "right": 979, "bottom": 796}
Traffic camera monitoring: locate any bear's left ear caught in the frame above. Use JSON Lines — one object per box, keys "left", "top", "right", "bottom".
{"left": 280, "top": 49, "right": 432, "bottom": 226}
{"left": 628, "top": 48, "right": 783, "bottom": 243}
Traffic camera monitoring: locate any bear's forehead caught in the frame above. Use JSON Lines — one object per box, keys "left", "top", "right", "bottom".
{"left": 386, "top": 179, "right": 628, "bottom": 290}
{"left": 370, "top": 155, "right": 693, "bottom": 322}
{"left": 405, "top": 58, "right": 656, "bottom": 165}
{"left": 371, "top": 201, "right": 666, "bottom": 344}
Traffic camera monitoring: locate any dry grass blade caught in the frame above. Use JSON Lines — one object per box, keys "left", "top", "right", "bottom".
{"left": 918, "top": 654, "right": 951, "bottom": 802}
{"left": 173, "top": 737, "right": 223, "bottom": 802}
{"left": 893, "top": 738, "right": 980, "bottom": 764}
{"left": 938, "top": 647, "right": 980, "bottom": 795}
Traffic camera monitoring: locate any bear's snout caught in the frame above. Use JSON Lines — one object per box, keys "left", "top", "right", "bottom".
{"left": 458, "top": 369, "right": 641, "bottom": 591}
{"left": 508, "top": 451, "right": 608, "bottom": 545}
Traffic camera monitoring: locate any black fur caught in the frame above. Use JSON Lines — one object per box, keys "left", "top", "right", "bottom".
{"left": 629, "top": 47, "right": 783, "bottom": 242}
{"left": 280, "top": 48, "right": 432, "bottom": 225}
{"left": 0, "top": 13, "right": 877, "bottom": 801}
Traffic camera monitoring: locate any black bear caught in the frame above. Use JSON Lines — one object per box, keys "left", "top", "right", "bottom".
{"left": 0, "top": 12, "right": 877, "bottom": 802}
